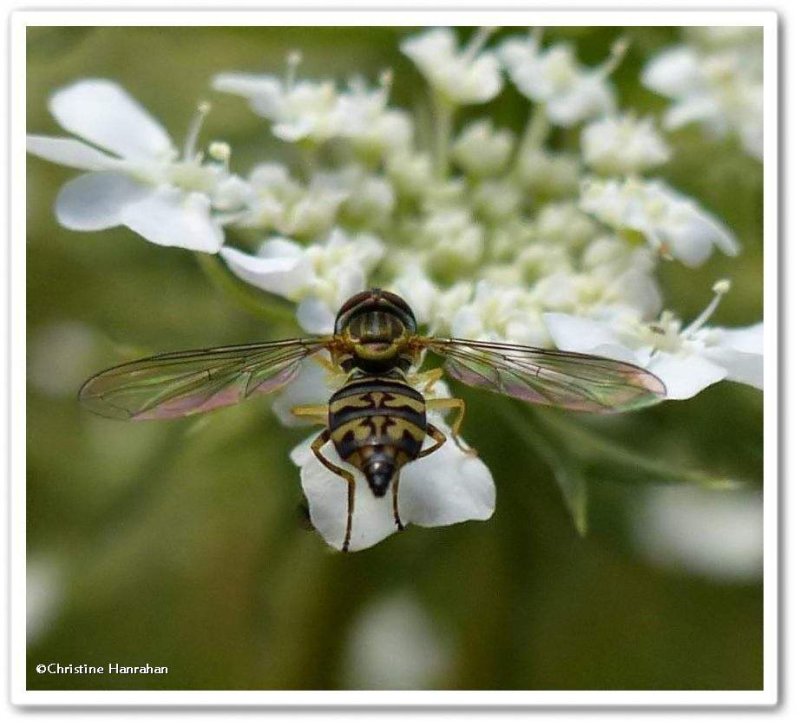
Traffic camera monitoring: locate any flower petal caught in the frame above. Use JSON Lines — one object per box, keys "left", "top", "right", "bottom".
{"left": 647, "top": 351, "right": 726, "bottom": 399}
{"left": 543, "top": 313, "right": 641, "bottom": 364}
{"left": 49, "top": 79, "right": 173, "bottom": 160}
{"left": 641, "top": 47, "right": 702, "bottom": 97}
{"left": 297, "top": 297, "right": 337, "bottom": 334}
{"left": 26, "top": 135, "right": 117, "bottom": 171}
{"left": 120, "top": 187, "right": 223, "bottom": 252}
{"left": 299, "top": 436, "right": 398, "bottom": 551}
{"left": 704, "top": 349, "right": 763, "bottom": 389}
{"left": 295, "top": 417, "right": 495, "bottom": 551}
{"left": 219, "top": 243, "right": 312, "bottom": 298}
{"left": 398, "top": 422, "right": 495, "bottom": 527}
{"left": 55, "top": 171, "right": 150, "bottom": 231}
{"left": 272, "top": 359, "right": 336, "bottom": 427}
{"left": 714, "top": 323, "right": 763, "bottom": 355}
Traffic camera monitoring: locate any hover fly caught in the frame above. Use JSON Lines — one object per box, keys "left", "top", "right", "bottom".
{"left": 80, "top": 288, "right": 666, "bottom": 551}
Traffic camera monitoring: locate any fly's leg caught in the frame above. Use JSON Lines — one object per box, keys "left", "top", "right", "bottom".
{"left": 311, "top": 352, "right": 338, "bottom": 373}
{"left": 418, "top": 422, "right": 447, "bottom": 459}
{"left": 426, "top": 398, "right": 477, "bottom": 455}
{"left": 310, "top": 430, "right": 357, "bottom": 552}
{"left": 408, "top": 367, "right": 444, "bottom": 395}
{"left": 290, "top": 404, "right": 329, "bottom": 426}
{"left": 391, "top": 472, "right": 404, "bottom": 532}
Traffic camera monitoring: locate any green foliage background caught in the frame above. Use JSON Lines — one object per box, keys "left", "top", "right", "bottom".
{"left": 26, "top": 26, "right": 764, "bottom": 690}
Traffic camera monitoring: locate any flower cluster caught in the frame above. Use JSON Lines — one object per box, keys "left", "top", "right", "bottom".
{"left": 28, "top": 27, "right": 763, "bottom": 550}
{"left": 642, "top": 26, "right": 764, "bottom": 159}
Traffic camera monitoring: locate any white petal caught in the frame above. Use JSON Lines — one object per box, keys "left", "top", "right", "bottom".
{"left": 704, "top": 349, "right": 763, "bottom": 389}
{"left": 295, "top": 418, "right": 495, "bottom": 551}
{"left": 661, "top": 222, "right": 714, "bottom": 268}
{"left": 713, "top": 323, "right": 763, "bottom": 354}
{"left": 399, "top": 426, "right": 495, "bottom": 527}
{"left": 213, "top": 73, "right": 282, "bottom": 100}
{"left": 55, "top": 171, "right": 150, "bottom": 231}
{"left": 297, "top": 297, "right": 336, "bottom": 334}
{"left": 272, "top": 359, "right": 336, "bottom": 427}
{"left": 220, "top": 244, "right": 312, "bottom": 297}
{"left": 641, "top": 47, "right": 702, "bottom": 97}
{"left": 632, "top": 487, "right": 763, "bottom": 582}
{"left": 300, "top": 438, "right": 398, "bottom": 551}
{"left": 120, "top": 187, "right": 223, "bottom": 252}
{"left": 259, "top": 236, "right": 304, "bottom": 259}
{"left": 543, "top": 313, "right": 640, "bottom": 364}
{"left": 663, "top": 95, "right": 721, "bottom": 131}
{"left": 290, "top": 430, "right": 320, "bottom": 467}
{"left": 647, "top": 352, "right": 726, "bottom": 399}
{"left": 49, "top": 79, "right": 173, "bottom": 160}
{"left": 27, "top": 135, "right": 117, "bottom": 171}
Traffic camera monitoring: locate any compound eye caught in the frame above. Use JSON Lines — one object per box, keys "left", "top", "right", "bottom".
{"left": 381, "top": 290, "right": 414, "bottom": 318}
{"left": 337, "top": 291, "right": 373, "bottom": 317}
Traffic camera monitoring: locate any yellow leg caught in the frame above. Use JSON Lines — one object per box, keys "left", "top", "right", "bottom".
{"left": 290, "top": 404, "right": 329, "bottom": 425}
{"left": 426, "top": 398, "right": 476, "bottom": 455}
{"left": 418, "top": 422, "right": 447, "bottom": 459}
{"left": 311, "top": 352, "right": 337, "bottom": 373}
{"left": 409, "top": 367, "right": 444, "bottom": 394}
{"left": 310, "top": 430, "right": 356, "bottom": 552}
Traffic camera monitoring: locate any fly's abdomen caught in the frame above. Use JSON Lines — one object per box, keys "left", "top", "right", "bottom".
{"left": 329, "top": 377, "right": 426, "bottom": 496}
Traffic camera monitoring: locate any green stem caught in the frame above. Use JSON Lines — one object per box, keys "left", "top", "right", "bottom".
{"left": 518, "top": 105, "right": 550, "bottom": 155}
{"left": 497, "top": 403, "right": 589, "bottom": 534}
{"left": 195, "top": 253, "right": 296, "bottom": 326}
{"left": 532, "top": 406, "right": 739, "bottom": 489}
{"left": 432, "top": 94, "right": 454, "bottom": 180}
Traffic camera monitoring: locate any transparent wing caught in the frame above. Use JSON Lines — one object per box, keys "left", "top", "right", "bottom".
{"left": 79, "top": 338, "right": 332, "bottom": 420}
{"left": 423, "top": 338, "right": 666, "bottom": 413}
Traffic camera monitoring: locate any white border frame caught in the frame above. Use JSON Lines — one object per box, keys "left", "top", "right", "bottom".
{"left": 9, "top": 8, "right": 779, "bottom": 707}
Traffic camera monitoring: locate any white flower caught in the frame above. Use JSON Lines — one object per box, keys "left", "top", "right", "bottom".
{"left": 515, "top": 147, "right": 581, "bottom": 197}
{"left": 499, "top": 34, "right": 623, "bottom": 126}
{"left": 215, "top": 57, "right": 413, "bottom": 154}
{"left": 451, "top": 281, "right": 549, "bottom": 346}
{"left": 531, "top": 202, "right": 598, "bottom": 249}
{"left": 642, "top": 34, "right": 763, "bottom": 160}
{"left": 313, "top": 166, "right": 395, "bottom": 229}
{"left": 334, "top": 75, "right": 415, "bottom": 158}
{"left": 471, "top": 179, "right": 523, "bottom": 222}
{"left": 581, "top": 114, "right": 671, "bottom": 175}
{"left": 342, "top": 593, "right": 451, "bottom": 688}
{"left": 416, "top": 207, "right": 484, "bottom": 281}
{"left": 26, "top": 79, "right": 232, "bottom": 252}
{"left": 214, "top": 55, "right": 338, "bottom": 144}
{"left": 544, "top": 282, "right": 763, "bottom": 400}
{"left": 291, "top": 411, "right": 494, "bottom": 553}
{"left": 401, "top": 27, "right": 502, "bottom": 106}
{"left": 451, "top": 120, "right": 514, "bottom": 177}
{"left": 579, "top": 177, "right": 739, "bottom": 267}
{"left": 632, "top": 487, "right": 762, "bottom": 582}
{"left": 220, "top": 228, "right": 384, "bottom": 333}
{"left": 386, "top": 152, "right": 436, "bottom": 199}
{"left": 27, "top": 554, "right": 65, "bottom": 645}
{"left": 232, "top": 163, "right": 346, "bottom": 238}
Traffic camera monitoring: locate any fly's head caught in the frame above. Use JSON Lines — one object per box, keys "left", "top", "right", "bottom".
{"left": 333, "top": 289, "right": 419, "bottom": 373}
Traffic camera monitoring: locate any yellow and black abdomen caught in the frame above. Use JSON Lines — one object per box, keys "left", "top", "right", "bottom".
{"left": 328, "top": 377, "right": 427, "bottom": 497}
